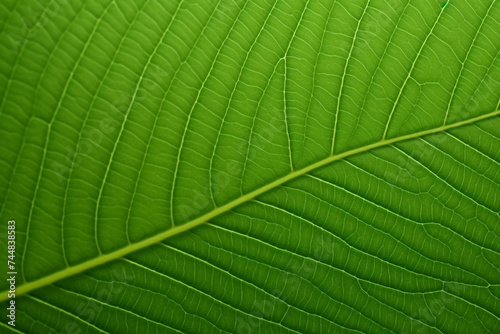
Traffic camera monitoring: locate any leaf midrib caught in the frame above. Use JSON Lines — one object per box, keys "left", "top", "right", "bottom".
{"left": 3, "top": 109, "right": 499, "bottom": 302}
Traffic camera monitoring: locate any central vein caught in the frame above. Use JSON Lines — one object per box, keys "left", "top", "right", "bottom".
{"left": 2, "top": 109, "right": 498, "bottom": 302}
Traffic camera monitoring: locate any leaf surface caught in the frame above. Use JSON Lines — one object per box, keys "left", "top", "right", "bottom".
{"left": 1, "top": 0, "right": 499, "bottom": 333}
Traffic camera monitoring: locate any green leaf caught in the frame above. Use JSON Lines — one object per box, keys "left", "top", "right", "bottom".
{"left": 1, "top": 0, "right": 499, "bottom": 332}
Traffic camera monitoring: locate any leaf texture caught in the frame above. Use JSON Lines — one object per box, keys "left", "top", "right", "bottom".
{"left": 0, "top": 0, "right": 499, "bottom": 333}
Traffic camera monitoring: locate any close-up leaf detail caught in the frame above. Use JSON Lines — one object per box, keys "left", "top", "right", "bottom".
{"left": 1, "top": 0, "right": 499, "bottom": 333}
